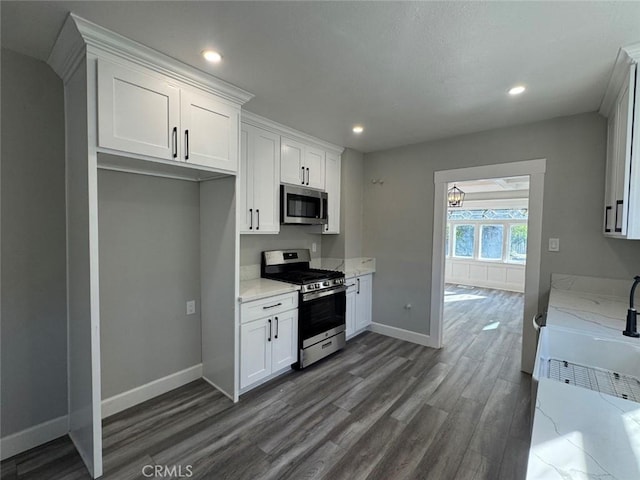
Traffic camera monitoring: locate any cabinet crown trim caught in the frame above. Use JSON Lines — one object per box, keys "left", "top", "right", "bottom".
{"left": 242, "top": 111, "right": 344, "bottom": 155}
{"left": 600, "top": 43, "right": 640, "bottom": 117}
{"left": 48, "top": 13, "right": 254, "bottom": 106}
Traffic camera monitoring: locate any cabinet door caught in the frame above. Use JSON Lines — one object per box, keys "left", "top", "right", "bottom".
{"left": 97, "top": 59, "right": 179, "bottom": 160}
{"left": 305, "top": 146, "right": 326, "bottom": 190}
{"left": 323, "top": 152, "right": 341, "bottom": 234}
{"left": 281, "top": 137, "right": 305, "bottom": 186}
{"left": 240, "top": 319, "right": 272, "bottom": 389}
{"left": 355, "top": 275, "right": 373, "bottom": 331}
{"left": 345, "top": 289, "right": 357, "bottom": 339}
{"left": 251, "top": 127, "right": 281, "bottom": 233}
{"left": 271, "top": 310, "right": 298, "bottom": 370}
{"left": 239, "top": 126, "right": 253, "bottom": 232}
{"left": 181, "top": 90, "right": 239, "bottom": 172}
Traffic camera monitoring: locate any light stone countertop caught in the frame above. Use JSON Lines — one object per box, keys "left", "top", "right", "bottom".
{"left": 546, "top": 273, "right": 632, "bottom": 343}
{"left": 527, "top": 377, "right": 640, "bottom": 480}
{"left": 527, "top": 273, "right": 640, "bottom": 480}
{"left": 238, "top": 278, "right": 299, "bottom": 303}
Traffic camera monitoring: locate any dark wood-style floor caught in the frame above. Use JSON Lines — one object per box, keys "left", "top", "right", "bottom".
{"left": 1, "top": 285, "right": 529, "bottom": 480}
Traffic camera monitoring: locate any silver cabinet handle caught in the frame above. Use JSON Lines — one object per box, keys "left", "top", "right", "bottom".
{"left": 357, "top": 278, "right": 360, "bottom": 294}
{"left": 301, "top": 166, "right": 305, "bottom": 184}
{"left": 184, "top": 129, "right": 189, "bottom": 160}
{"left": 274, "top": 316, "right": 279, "bottom": 339}
{"left": 256, "top": 209, "right": 260, "bottom": 230}
{"left": 249, "top": 208, "right": 253, "bottom": 230}
{"left": 604, "top": 206, "right": 612, "bottom": 233}
{"left": 263, "top": 302, "right": 282, "bottom": 310}
{"left": 268, "top": 319, "right": 272, "bottom": 342}
{"left": 306, "top": 167, "right": 310, "bottom": 185}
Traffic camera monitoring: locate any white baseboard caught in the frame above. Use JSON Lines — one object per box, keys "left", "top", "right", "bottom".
{"left": 101, "top": 364, "right": 203, "bottom": 418}
{"left": 1, "top": 415, "right": 68, "bottom": 461}
{"left": 202, "top": 376, "right": 236, "bottom": 402}
{"left": 370, "top": 322, "right": 439, "bottom": 348}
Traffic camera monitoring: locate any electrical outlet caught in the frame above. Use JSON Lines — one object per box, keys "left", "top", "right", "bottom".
{"left": 312, "top": 242, "right": 317, "bottom": 253}
{"left": 548, "top": 238, "right": 560, "bottom": 252}
{"left": 186, "top": 300, "right": 196, "bottom": 315}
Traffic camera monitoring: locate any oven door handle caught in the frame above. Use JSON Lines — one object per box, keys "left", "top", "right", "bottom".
{"left": 302, "top": 285, "right": 347, "bottom": 302}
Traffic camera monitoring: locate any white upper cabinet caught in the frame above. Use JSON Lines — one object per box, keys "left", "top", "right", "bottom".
{"left": 181, "top": 90, "right": 239, "bottom": 172}
{"left": 240, "top": 123, "right": 280, "bottom": 234}
{"left": 280, "top": 137, "right": 306, "bottom": 186}
{"left": 323, "top": 152, "right": 341, "bottom": 234}
{"left": 97, "top": 57, "right": 240, "bottom": 174}
{"left": 97, "top": 59, "right": 180, "bottom": 160}
{"left": 281, "top": 136, "right": 325, "bottom": 189}
{"left": 601, "top": 45, "right": 640, "bottom": 239}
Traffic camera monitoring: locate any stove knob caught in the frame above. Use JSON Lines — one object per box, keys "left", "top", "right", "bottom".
{"left": 323, "top": 281, "right": 330, "bottom": 287}
{"left": 316, "top": 283, "right": 321, "bottom": 289}
{"left": 308, "top": 284, "right": 315, "bottom": 290}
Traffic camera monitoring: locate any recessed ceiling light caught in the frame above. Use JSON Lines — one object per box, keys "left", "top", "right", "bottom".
{"left": 202, "top": 50, "right": 223, "bottom": 63}
{"left": 352, "top": 125, "right": 364, "bottom": 134}
{"left": 508, "top": 85, "right": 526, "bottom": 95}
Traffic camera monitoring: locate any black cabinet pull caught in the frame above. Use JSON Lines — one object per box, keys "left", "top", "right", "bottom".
{"left": 605, "top": 206, "right": 612, "bottom": 233}
{"left": 306, "top": 167, "right": 310, "bottom": 185}
{"left": 615, "top": 200, "right": 624, "bottom": 233}
{"left": 249, "top": 208, "right": 253, "bottom": 230}
{"left": 172, "top": 127, "right": 177, "bottom": 158}
{"left": 274, "top": 316, "right": 278, "bottom": 339}
{"left": 301, "top": 166, "right": 305, "bottom": 184}
{"left": 262, "top": 302, "right": 282, "bottom": 310}
{"left": 185, "top": 130, "right": 189, "bottom": 160}
{"left": 357, "top": 278, "right": 360, "bottom": 294}
{"left": 256, "top": 209, "right": 260, "bottom": 230}
{"left": 268, "top": 319, "right": 272, "bottom": 342}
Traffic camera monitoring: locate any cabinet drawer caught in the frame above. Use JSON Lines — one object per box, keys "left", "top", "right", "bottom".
{"left": 241, "top": 292, "right": 298, "bottom": 323}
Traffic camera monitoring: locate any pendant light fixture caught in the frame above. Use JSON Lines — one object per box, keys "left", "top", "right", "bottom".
{"left": 447, "top": 184, "right": 465, "bottom": 207}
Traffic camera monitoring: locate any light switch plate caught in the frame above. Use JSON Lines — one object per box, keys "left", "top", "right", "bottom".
{"left": 548, "top": 238, "right": 560, "bottom": 252}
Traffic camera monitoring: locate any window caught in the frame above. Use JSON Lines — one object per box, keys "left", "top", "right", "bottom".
{"left": 453, "top": 224, "right": 475, "bottom": 257}
{"left": 446, "top": 209, "right": 527, "bottom": 264}
{"left": 509, "top": 224, "right": 528, "bottom": 263}
{"left": 480, "top": 225, "right": 504, "bottom": 260}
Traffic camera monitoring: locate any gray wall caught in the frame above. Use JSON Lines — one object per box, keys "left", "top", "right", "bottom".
{"left": 98, "top": 170, "right": 202, "bottom": 399}
{"left": 1, "top": 49, "right": 68, "bottom": 436}
{"left": 324, "top": 148, "right": 365, "bottom": 259}
{"left": 363, "top": 112, "right": 640, "bottom": 335}
{"left": 240, "top": 225, "right": 324, "bottom": 266}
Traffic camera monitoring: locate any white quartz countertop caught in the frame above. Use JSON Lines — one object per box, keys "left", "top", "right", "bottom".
{"left": 546, "top": 284, "right": 631, "bottom": 343}
{"left": 527, "top": 274, "right": 640, "bottom": 479}
{"left": 344, "top": 266, "right": 376, "bottom": 279}
{"left": 238, "top": 278, "right": 299, "bottom": 303}
{"left": 528, "top": 378, "right": 640, "bottom": 480}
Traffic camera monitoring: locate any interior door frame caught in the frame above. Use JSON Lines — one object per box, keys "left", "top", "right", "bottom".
{"left": 430, "top": 159, "right": 546, "bottom": 373}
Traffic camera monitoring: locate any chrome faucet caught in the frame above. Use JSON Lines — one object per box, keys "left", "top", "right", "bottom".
{"left": 623, "top": 275, "right": 640, "bottom": 337}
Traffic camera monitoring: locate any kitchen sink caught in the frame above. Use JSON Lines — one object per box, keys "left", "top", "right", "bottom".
{"left": 533, "top": 326, "right": 640, "bottom": 403}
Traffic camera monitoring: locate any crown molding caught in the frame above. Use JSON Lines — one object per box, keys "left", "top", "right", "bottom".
{"left": 48, "top": 13, "right": 254, "bottom": 105}
{"left": 241, "top": 110, "right": 344, "bottom": 155}
{"left": 600, "top": 42, "right": 640, "bottom": 117}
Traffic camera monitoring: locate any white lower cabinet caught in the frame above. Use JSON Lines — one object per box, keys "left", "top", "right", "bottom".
{"left": 240, "top": 292, "right": 298, "bottom": 390}
{"left": 345, "top": 274, "right": 373, "bottom": 339}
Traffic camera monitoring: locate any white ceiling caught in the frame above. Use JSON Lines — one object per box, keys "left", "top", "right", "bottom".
{"left": 3, "top": 1, "right": 640, "bottom": 153}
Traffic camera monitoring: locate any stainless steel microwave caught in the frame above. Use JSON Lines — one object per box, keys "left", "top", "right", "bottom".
{"left": 280, "top": 185, "right": 328, "bottom": 225}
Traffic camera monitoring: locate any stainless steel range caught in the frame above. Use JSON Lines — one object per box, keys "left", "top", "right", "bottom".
{"left": 261, "top": 249, "right": 346, "bottom": 368}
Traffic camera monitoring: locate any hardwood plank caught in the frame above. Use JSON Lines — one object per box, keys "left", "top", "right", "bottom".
{"left": 323, "top": 415, "right": 407, "bottom": 480}
{"left": 391, "top": 361, "right": 451, "bottom": 423}
{"left": 426, "top": 355, "right": 478, "bottom": 411}
{"left": 497, "top": 437, "right": 530, "bottom": 480}
{"left": 366, "top": 403, "right": 449, "bottom": 480}
{"left": 411, "top": 397, "right": 485, "bottom": 480}
{"left": 461, "top": 352, "right": 507, "bottom": 404}
{"left": 278, "top": 441, "right": 343, "bottom": 480}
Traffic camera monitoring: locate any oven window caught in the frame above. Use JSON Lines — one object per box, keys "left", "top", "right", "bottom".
{"left": 287, "top": 193, "right": 321, "bottom": 219}
{"left": 299, "top": 291, "right": 346, "bottom": 340}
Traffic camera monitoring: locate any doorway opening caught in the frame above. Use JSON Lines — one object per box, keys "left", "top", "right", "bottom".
{"left": 430, "top": 159, "right": 546, "bottom": 374}
{"left": 443, "top": 176, "right": 529, "bottom": 376}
